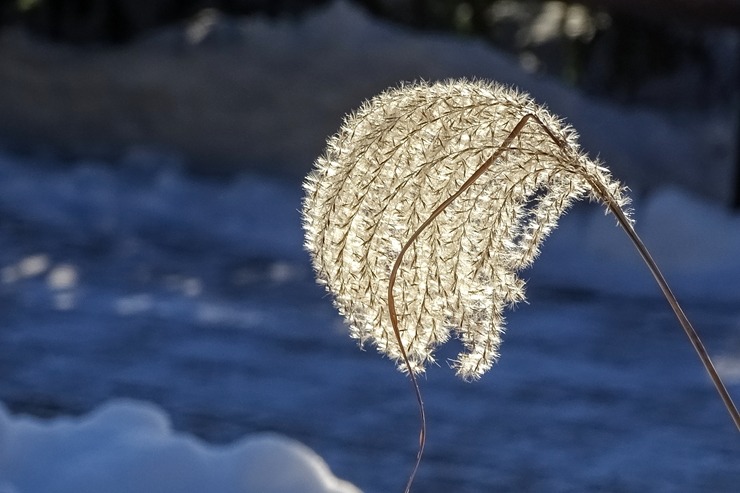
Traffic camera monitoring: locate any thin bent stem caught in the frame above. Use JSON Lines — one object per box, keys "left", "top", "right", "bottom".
{"left": 599, "top": 190, "right": 740, "bottom": 431}
{"left": 529, "top": 114, "right": 740, "bottom": 432}
{"left": 388, "top": 115, "right": 538, "bottom": 492}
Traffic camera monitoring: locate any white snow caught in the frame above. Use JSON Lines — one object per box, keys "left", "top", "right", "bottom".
{"left": 0, "top": 399, "right": 361, "bottom": 493}
{"left": 530, "top": 186, "right": 740, "bottom": 302}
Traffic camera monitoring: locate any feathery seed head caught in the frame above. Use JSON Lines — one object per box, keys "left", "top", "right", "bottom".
{"left": 302, "top": 79, "right": 628, "bottom": 380}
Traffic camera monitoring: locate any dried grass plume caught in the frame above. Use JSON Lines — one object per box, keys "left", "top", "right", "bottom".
{"left": 302, "top": 79, "right": 628, "bottom": 380}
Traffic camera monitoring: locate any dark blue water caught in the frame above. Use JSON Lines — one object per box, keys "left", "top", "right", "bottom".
{"left": 0, "top": 151, "right": 737, "bottom": 492}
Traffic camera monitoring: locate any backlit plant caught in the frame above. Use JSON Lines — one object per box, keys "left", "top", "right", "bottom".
{"left": 301, "top": 79, "right": 739, "bottom": 492}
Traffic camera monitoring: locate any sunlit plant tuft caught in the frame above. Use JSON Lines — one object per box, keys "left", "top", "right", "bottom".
{"left": 303, "top": 79, "right": 628, "bottom": 378}
{"left": 302, "top": 79, "right": 739, "bottom": 492}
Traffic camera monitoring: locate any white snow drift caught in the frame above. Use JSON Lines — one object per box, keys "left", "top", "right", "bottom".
{"left": 0, "top": 400, "right": 361, "bottom": 493}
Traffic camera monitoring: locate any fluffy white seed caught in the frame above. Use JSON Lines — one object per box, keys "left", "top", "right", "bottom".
{"left": 302, "top": 79, "right": 628, "bottom": 380}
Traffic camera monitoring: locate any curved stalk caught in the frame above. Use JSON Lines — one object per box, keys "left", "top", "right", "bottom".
{"left": 598, "top": 189, "right": 740, "bottom": 431}
{"left": 388, "top": 115, "right": 538, "bottom": 492}
{"left": 532, "top": 112, "right": 740, "bottom": 432}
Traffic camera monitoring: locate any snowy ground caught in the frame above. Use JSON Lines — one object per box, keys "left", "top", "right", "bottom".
{"left": 0, "top": 399, "right": 360, "bottom": 493}
{"left": 0, "top": 2, "right": 739, "bottom": 492}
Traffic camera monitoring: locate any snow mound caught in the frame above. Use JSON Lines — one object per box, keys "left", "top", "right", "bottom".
{"left": 530, "top": 187, "right": 740, "bottom": 302}
{"left": 0, "top": 399, "right": 361, "bottom": 493}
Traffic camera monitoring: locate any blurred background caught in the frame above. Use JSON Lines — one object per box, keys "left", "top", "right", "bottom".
{"left": 0, "top": 2, "right": 739, "bottom": 492}
{"left": 0, "top": 0, "right": 739, "bottom": 201}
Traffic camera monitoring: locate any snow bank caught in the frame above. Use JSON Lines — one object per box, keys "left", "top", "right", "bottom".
{"left": 0, "top": 400, "right": 361, "bottom": 493}
{"left": 530, "top": 187, "right": 740, "bottom": 302}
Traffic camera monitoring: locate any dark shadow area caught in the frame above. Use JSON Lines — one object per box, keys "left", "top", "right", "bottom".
{"left": 0, "top": 0, "right": 738, "bottom": 201}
